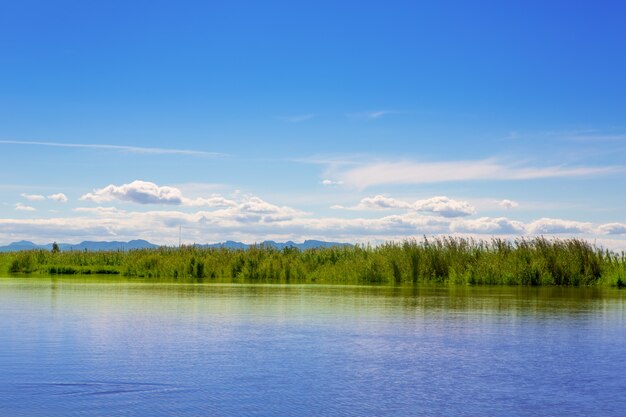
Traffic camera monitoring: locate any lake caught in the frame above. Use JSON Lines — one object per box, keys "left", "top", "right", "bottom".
{"left": 0, "top": 277, "right": 624, "bottom": 416}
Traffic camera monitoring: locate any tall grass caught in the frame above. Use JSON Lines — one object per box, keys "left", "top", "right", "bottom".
{"left": 1, "top": 237, "right": 625, "bottom": 287}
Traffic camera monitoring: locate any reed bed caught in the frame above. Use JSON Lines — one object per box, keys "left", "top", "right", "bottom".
{"left": 1, "top": 237, "right": 625, "bottom": 287}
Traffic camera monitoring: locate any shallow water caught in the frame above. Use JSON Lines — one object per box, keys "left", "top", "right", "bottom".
{"left": 0, "top": 277, "right": 624, "bottom": 416}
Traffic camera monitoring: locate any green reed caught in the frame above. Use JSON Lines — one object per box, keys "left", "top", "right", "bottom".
{"left": 1, "top": 237, "right": 625, "bottom": 287}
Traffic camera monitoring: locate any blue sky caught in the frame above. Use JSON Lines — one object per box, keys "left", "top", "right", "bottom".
{"left": 1, "top": 0, "right": 626, "bottom": 248}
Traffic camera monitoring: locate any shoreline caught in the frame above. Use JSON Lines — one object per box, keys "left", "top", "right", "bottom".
{"left": 1, "top": 237, "right": 624, "bottom": 288}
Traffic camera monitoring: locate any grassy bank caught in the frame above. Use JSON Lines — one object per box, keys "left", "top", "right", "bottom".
{"left": 1, "top": 237, "right": 625, "bottom": 287}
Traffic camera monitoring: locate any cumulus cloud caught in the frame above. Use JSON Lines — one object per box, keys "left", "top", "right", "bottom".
{"left": 284, "top": 213, "right": 451, "bottom": 238}
{"left": 15, "top": 203, "right": 36, "bottom": 211}
{"left": 451, "top": 217, "right": 526, "bottom": 234}
{"left": 3, "top": 188, "right": 626, "bottom": 249}
{"left": 79, "top": 180, "right": 239, "bottom": 208}
{"left": 499, "top": 199, "right": 519, "bottom": 209}
{"left": 76, "top": 180, "right": 305, "bottom": 230}
{"left": 357, "top": 195, "right": 413, "bottom": 210}
{"left": 527, "top": 218, "right": 592, "bottom": 234}
{"left": 598, "top": 223, "right": 626, "bottom": 235}
{"left": 1, "top": 208, "right": 626, "bottom": 250}
{"left": 206, "top": 197, "right": 305, "bottom": 224}
{"left": 184, "top": 196, "right": 238, "bottom": 208}
{"left": 21, "top": 193, "right": 45, "bottom": 201}
{"left": 81, "top": 180, "right": 184, "bottom": 205}
{"left": 337, "top": 195, "right": 475, "bottom": 218}
{"left": 47, "top": 193, "right": 68, "bottom": 203}
{"left": 414, "top": 196, "right": 475, "bottom": 218}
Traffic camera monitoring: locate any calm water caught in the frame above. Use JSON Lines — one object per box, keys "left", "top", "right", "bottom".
{"left": 0, "top": 277, "right": 624, "bottom": 416}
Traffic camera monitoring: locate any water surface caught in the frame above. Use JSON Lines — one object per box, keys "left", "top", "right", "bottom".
{"left": 0, "top": 277, "right": 624, "bottom": 416}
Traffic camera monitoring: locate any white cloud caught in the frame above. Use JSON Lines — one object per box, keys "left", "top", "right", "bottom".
{"left": 599, "top": 223, "right": 626, "bottom": 235}
{"left": 20, "top": 192, "right": 69, "bottom": 203}
{"left": 184, "top": 196, "right": 238, "bottom": 208}
{"left": 330, "top": 159, "right": 619, "bottom": 189}
{"left": 3, "top": 190, "right": 626, "bottom": 249}
{"left": 206, "top": 196, "right": 305, "bottom": 224}
{"left": 0, "top": 139, "right": 223, "bottom": 157}
{"left": 259, "top": 212, "right": 451, "bottom": 239}
{"left": 73, "top": 206, "right": 126, "bottom": 215}
{"left": 450, "top": 217, "right": 526, "bottom": 234}
{"left": 527, "top": 218, "right": 592, "bottom": 234}
{"left": 322, "top": 179, "right": 344, "bottom": 186}
{"left": 366, "top": 111, "right": 391, "bottom": 119}
{"left": 357, "top": 195, "right": 413, "bottom": 210}
{"left": 81, "top": 180, "right": 185, "bottom": 205}
{"left": 499, "top": 199, "right": 519, "bottom": 209}
{"left": 348, "top": 110, "right": 396, "bottom": 120}
{"left": 337, "top": 195, "right": 475, "bottom": 218}
{"left": 47, "top": 193, "right": 68, "bottom": 203}
{"left": 1, "top": 208, "right": 626, "bottom": 250}
{"left": 80, "top": 180, "right": 240, "bottom": 208}
{"left": 173, "top": 182, "right": 229, "bottom": 194}
{"left": 21, "top": 193, "right": 45, "bottom": 201}
{"left": 414, "top": 196, "right": 475, "bottom": 218}
{"left": 15, "top": 203, "right": 36, "bottom": 211}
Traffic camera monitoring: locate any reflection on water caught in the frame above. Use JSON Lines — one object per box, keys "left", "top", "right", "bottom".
{"left": 0, "top": 277, "right": 624, "bottom": 416}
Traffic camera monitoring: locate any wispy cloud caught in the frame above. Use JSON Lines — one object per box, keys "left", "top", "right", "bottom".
{"left": 73, "top": 206, "right": 126, "bottom": 215}
{"left": 15, "top": 203, "right": 36, "bottom": 211}
{"left": 321, "top": 179, "right": 344, "bottom": 186}
{"left": 347, "top": 110, "right": 397, "bottom": 120}
{"left": 0, "top": 140, "right": 224, "bottom": 157}
{"left": 20, "top": 192, "right": 68, "bottom": 203}
{"left": 326, "top": 159, "right": 619, "bottom": 189}
{"left": 21, "top": 193, "right": 45, "bottom": 202}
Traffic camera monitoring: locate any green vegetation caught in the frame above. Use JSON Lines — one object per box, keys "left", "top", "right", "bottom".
{"left": 1, "top": 237, "right": 625, "bottom": 287}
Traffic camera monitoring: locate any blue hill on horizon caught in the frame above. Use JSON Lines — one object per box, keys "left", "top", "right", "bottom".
{"left": 198, "top": 239, "right": 352, "bottom": 250}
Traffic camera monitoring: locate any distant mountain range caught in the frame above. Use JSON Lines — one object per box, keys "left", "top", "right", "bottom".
{"left": 0, "top": 239, "right": 351, "bottom": 252}
{"left": 0, "top": 239, "right": 159, "bottom": 252}
{"left": 197, "top": 240, "right": 352, "bottom": 250}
